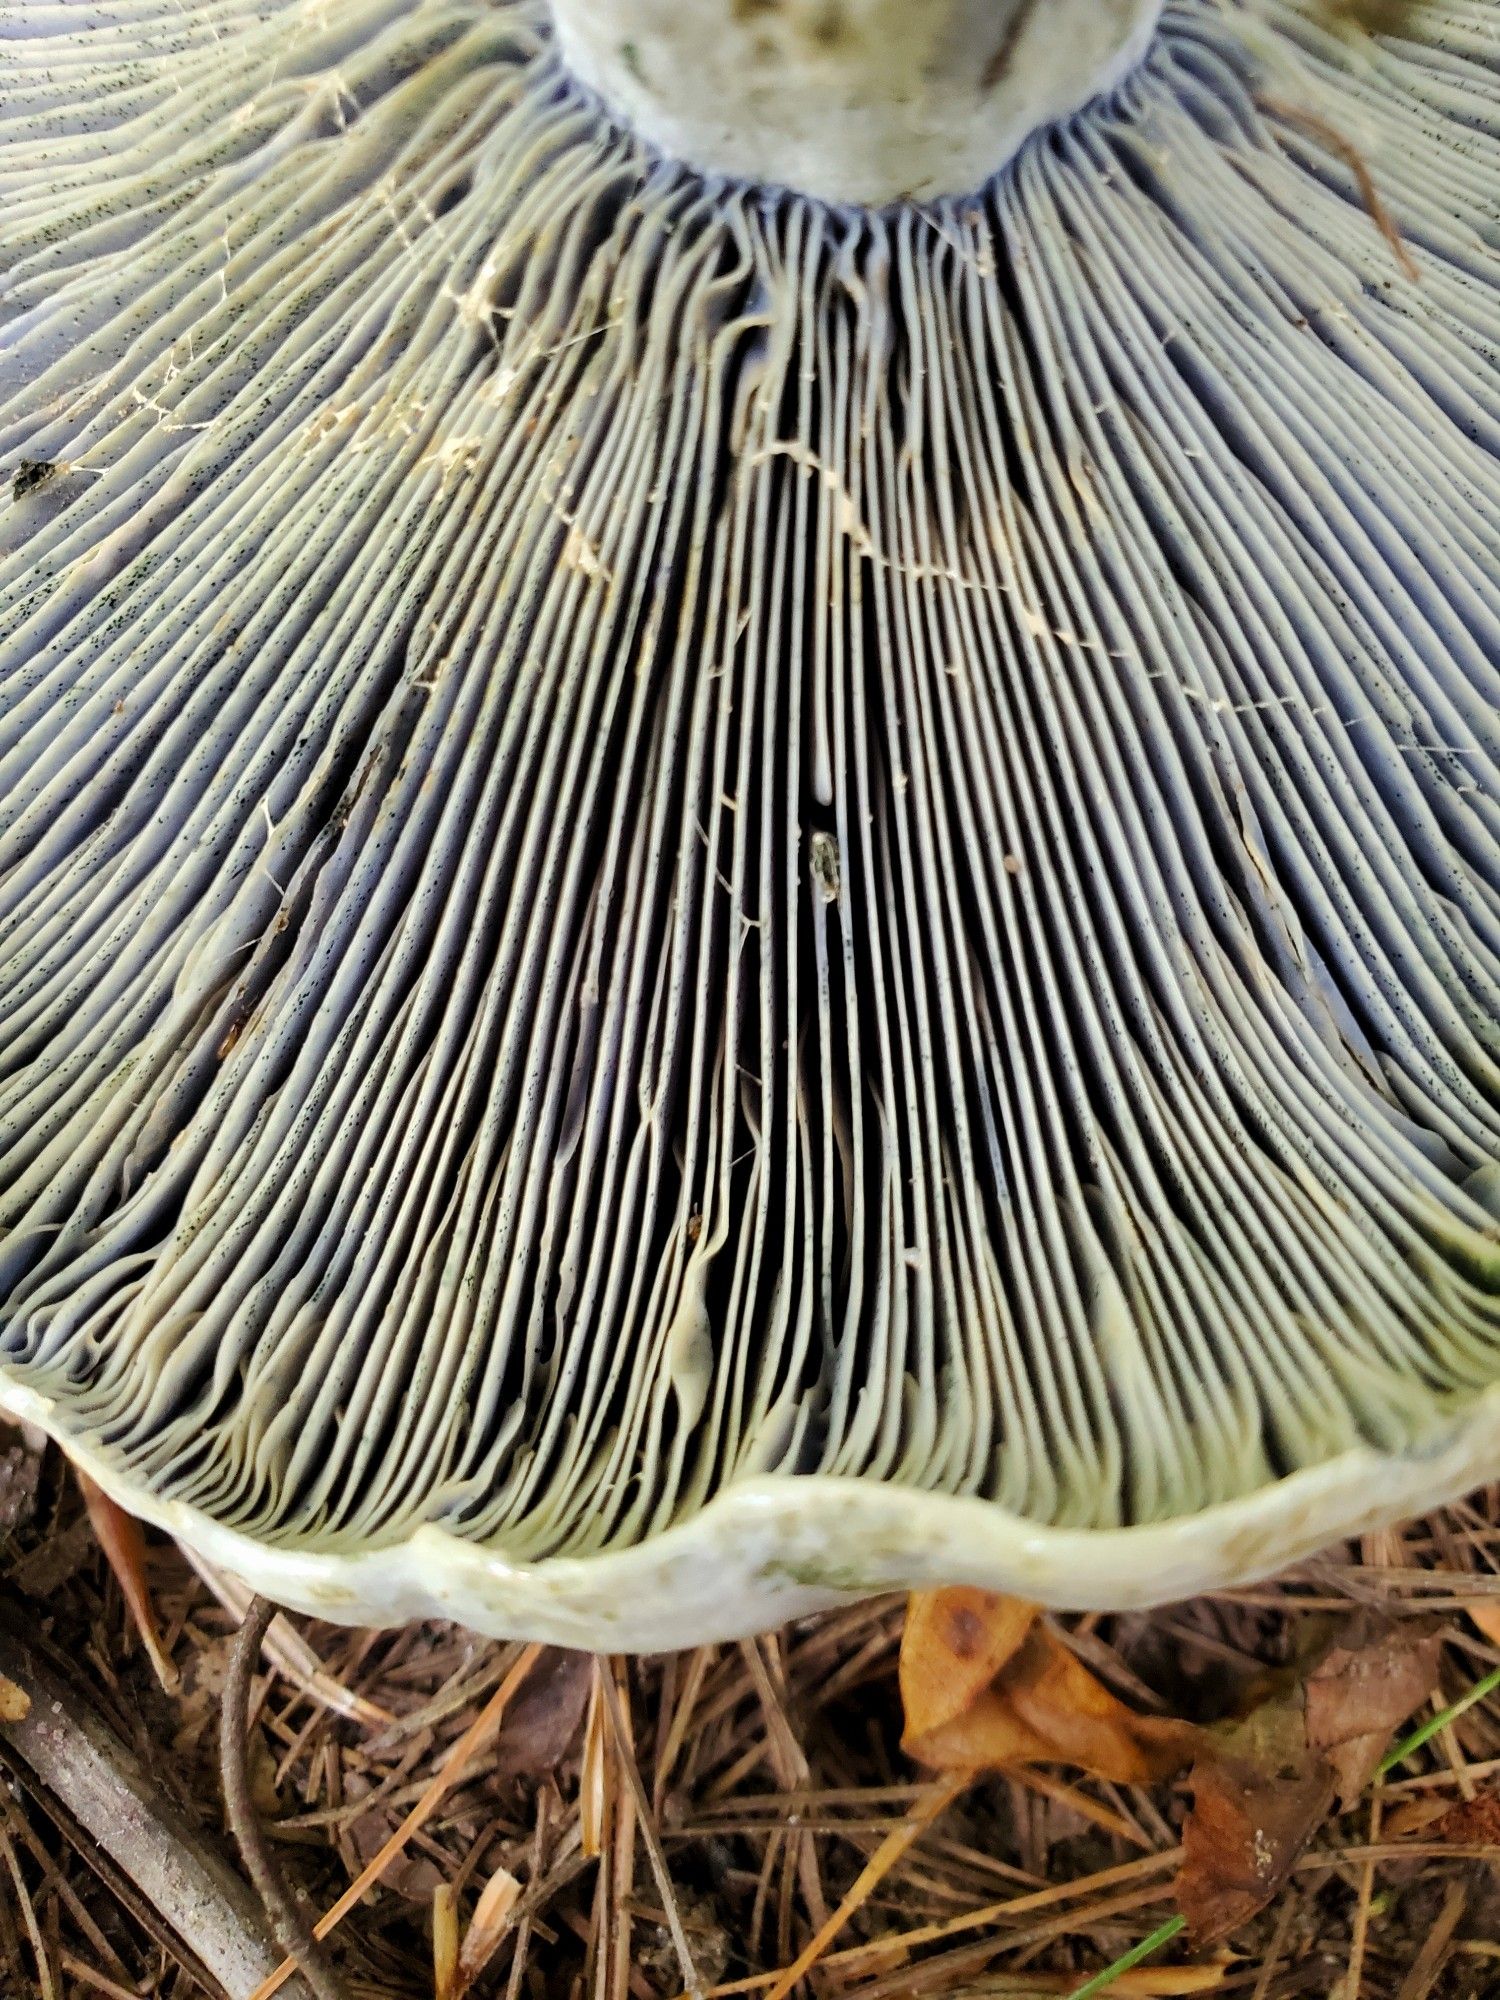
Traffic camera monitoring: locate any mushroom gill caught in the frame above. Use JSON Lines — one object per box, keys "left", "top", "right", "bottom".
{"left": 0, "top": 0, "right": 1497, "bottom": 1647}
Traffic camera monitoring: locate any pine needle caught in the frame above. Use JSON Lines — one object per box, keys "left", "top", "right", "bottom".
{"left": 757, "top": 1770, "right": 970, "bottom": 2000}
{"left": 245, "top": 1642, "right": 542, "bottom": 2000}
{"left": 77, "top": 1474, "right": 178, "bottom": 1694}
{"left": 432, "top": 1882, "right": 458, "bottom": 2000}
{"left": 598, "top": 1661, "right": 703, "bottom": 2000}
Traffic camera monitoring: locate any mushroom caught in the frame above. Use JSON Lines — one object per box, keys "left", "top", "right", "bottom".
{"left": 0, "top": 0, "right": 1496, "bottom": 1651}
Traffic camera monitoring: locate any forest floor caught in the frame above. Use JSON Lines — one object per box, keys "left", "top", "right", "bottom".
{"left": 2, "top": 1428, "right": 1499, "bottom": 2000}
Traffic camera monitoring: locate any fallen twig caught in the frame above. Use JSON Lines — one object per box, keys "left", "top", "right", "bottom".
{"left": 0, "top": 1585, "right": 306, "bottom": 2000}
{"left": 184, "top": 1549, "right": 393, "bottom": 1728}
{"left": 220, "top": 1597, "right": 347, "bottom": 2000}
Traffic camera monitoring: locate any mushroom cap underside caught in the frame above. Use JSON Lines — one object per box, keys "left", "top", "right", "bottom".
{"left": 1, "top": 0, "right": 1497, "bottom": 1648}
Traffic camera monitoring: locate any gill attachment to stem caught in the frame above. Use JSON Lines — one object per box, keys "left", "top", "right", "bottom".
{"left": 547, "top": 0, "right": 1164, "bottom": 204}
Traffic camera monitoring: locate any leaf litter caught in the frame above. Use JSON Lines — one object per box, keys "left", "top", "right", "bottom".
{"left": 3, "top": 1423, "right": 1500, "bottom": 2000}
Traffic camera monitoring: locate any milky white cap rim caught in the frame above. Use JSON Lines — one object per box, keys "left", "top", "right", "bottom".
{"left": 7, "top": 1368, "right": 1499, "bottom": 1651}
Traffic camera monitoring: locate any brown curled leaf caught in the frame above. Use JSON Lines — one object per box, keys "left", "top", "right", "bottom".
{"left": 901, "top": 1590, "right": 1200, "bottom": 1785}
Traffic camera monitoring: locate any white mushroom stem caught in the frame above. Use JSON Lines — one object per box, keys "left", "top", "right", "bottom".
{"left": 547, "top": 0, "right": 1164, "bottom": 204}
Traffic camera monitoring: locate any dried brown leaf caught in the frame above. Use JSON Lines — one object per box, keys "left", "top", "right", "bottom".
{"left": 900, "top": 1589, "right": 1038, "bottom": 1740}
{"left": 901, "top": 1592, "right": 1201, "bottom": 1785}
{"left": 1383, "top": 1795, "right": 1452, "bottom": 1839}
{"left": 490, "top": 1649, "right": 591, "bottom": 1779}
{"left": 1464, "top": 1600, "right": 1500, "bottom": 1650}
{"left": 1419, "top": 1787, "right": 1500, "bottom": 1847}
{"left": 350, "top": 1809, "right": 445, "bottom": 1901}
{"left": 1179, "top": 1615, "right": 1447, "bottom": 1945}
{"left": 1178, "top": 1703, "right": 1336, "bottom": 1947}
{"left": 1303, "top": 1616, "right": 1441, "bottom": 1806}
